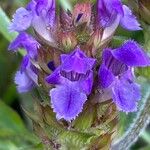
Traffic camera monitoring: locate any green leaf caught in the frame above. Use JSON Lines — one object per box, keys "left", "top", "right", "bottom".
{"left": 0, "top": 100, "right": 26, "bottom": 135}
{"left": 0, "top": 7, "right": 17, "bottom": 41}
{"left": 0, "top": 100, "right": 40, "bottom": 148}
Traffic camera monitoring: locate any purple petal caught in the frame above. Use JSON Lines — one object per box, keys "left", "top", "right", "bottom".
{"left": 112, "top": 40, "right": 150, "bottom": 67}
{"left": 30, "top": 0, "right": 56, "bottom": 43}
{"left": 8, "top": 32, "right": 39, "bottom": 59}
{"left": 25, "top": 61, "right": 38, "bottom": 85}
{"left": 61, "top": 48, "right": 96, "bottom": 74}
{"left": 9, "top": 7, "right": 33, "bottom": 32}
{"left": 101, "top": 14, "right": 120, "bottom": 41}
{"left": 45, "top": 68, "right": 64, "bottom": 85}
{"left": 112, "top": 78, "right": 141, "bottom": 112}
{"left": 20, "top": 55, "right": 30, "bottom": 72}
{"left": 120, "top": 5, "right": 142, "bottom": 31}
{"left": 50, "top": 84, "right": 87, "bottom": 121}
{"left": 97, "top": 0, "right": 123, "bottom": 27}
{"left": 102, "top": 49, "right": 128, "bottom": 76}
{"left": 32, "top": 15, "right": 54, "bottom": 43}
{"left": 35, "top": 0, "right": 48, "bottom": 16}
{"left": 35, "top": 0, "right": 55, "bottom": 26}
{"left": 98, "top": 64, "right": 115, "bottom": 88}
{"left": 79, "top": 71, "right": 94, "bottom": 95}
{"left": 14, "top": 71, "right": 35, "bottom": 93}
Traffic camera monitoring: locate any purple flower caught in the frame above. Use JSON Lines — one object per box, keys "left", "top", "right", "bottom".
{"left": 9, "top": 32, "right": 39, "bottom": 93}
{"left": 9, "top": 0, "right": 55, "bottom": 43}
{"left": 8, "top": 32, "right": 39, "bottom": 59}
{"left": 99, "top": 40, "right": 150, "bottom": 112}
{"left": 97, "top": 0, "right": 142, "bottom": 41}
{"left": 15, "top": 56, "right": 38, "bottom": 93}
{"left": 46, "top": 48, "right": 96, "bottom": 121}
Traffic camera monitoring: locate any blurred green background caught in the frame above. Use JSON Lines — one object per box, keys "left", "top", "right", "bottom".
{"left": 0, "top": 0, "right": 150, "bottom": 150}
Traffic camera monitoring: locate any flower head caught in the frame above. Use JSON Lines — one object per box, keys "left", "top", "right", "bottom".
{"left": 8, "top": 0, "right": 150, "bottom": 122}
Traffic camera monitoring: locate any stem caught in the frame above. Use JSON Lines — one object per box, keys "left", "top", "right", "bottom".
{"left": 111, "top": 83, "right": 150, "bottom": 150}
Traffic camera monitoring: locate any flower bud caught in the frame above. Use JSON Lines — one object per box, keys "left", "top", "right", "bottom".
{"left": 72, "top": 3, "right": 92, "bottom": 27}
{"left": 59, "top": 32, "right": 77, "bottom": 52}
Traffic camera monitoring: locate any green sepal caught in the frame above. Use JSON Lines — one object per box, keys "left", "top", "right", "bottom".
{"left": 58, "top": 130, "right": 95, "bottom": 150}
{"left": 72, "top": 104, "right": 96, "bottom": 131}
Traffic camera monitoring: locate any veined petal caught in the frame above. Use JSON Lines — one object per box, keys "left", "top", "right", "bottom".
{"left": 112, "top": 40, "right": 150, "bottom": 67}
{"left": 102, "top": 49, "right": 128, "bottom": 76}
{"left": 9, "top": 7, "right": 33, "bottom": 32}
{"left": 120, "top": 5, "right": 142, "bottom": 31}
{"left": 14, "top": 71, "right": 35, "bottom": 93}
{"left": 50, "top": 84, "right": 87, "bottom": 121}
{"left": 112, "top": 78, "right": 141, "bottom": 112}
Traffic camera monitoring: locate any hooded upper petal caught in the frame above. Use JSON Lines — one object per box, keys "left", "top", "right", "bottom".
{"left": 34, "top": 0, "right": 55, "bottom": 26}
{"left": 61, "top": 48, "right": 96, "bottom": 74}
{"left": 97, "top": 0, "right": 141, "bottom": 31}
{"left": 50, "top": 84, "right": 87, "bottom": 121}
{"left": 112, "top": 40, "right": 150, "bottom": 67}
{"left": 28, "top": 0, "right": 56, "bottom": 42}
{"left": 120, "top": 5, "right": 142, "bottom": 31}
{"left": 97, "top": 0, "right": 123, "bottom": 27}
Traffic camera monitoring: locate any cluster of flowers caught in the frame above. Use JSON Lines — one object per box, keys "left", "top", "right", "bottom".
{"left": 9, "top": 0, "right": 150, "bottom": 121}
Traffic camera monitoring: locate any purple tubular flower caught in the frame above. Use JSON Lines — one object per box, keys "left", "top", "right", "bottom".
{"left": 46, "top": 48, "right": 96, "bottom": 121}
{"left": 99, "top": 40, "right": 150, "bottom": 112}
{"left": 97, "top": 0, "right": 141, "bottom": 41}
{"left": 8, "top": 32, "right": 39, "bottom": 59}
{"left": 15, "top": 58, "right": 38, "bottom": 93}
{"left": 9, "top": 32, "right": 39, "bottom": 93}
{"left": 9, "top": 0, "right": 56, "bottom": 42}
